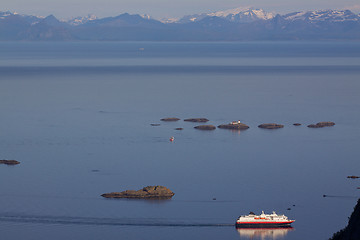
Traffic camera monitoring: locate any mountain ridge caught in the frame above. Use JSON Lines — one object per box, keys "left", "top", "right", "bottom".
{"left": 0, "top": 8, "right": 359, "bottom": 41}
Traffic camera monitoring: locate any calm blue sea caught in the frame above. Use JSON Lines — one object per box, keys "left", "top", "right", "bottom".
{"left": 0, "top": 42, "right": 360, "bottom": 240}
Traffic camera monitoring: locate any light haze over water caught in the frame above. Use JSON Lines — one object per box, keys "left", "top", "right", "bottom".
{"left": 0, "top": 42, "right": 360, "bottom": 239}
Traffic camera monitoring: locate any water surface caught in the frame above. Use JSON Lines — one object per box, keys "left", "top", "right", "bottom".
{"left": 0, "top": 42, "right": 360, "bottom": 240}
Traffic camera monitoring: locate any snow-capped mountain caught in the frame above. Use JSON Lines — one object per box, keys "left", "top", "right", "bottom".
{"left": 284, "top": 10, "right": 360, "bottom": 22}
{"left": 0, "top": 11, "right": 44, "bottom": 24}
{"left": 209, "top": 7, "right": 275, "bottom": 21}
{"left": 67, "top": 13, "right": 152, "bottom": 26}
{"left": 177, "top": 7, "right": 275, "bottom": 23}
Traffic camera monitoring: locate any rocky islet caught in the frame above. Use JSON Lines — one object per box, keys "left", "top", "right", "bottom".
{"left": 160, "top": 117, "right": 335, "bottom": 131}
{"left": 308, "top": 121, "right": 335, "bottom": 128}
{"left": 184, "top": 118, "right": 209, "bottom": 122}
{"left": 101, "top": 186, "right": 175, "bottom": 199}
{"left": 218, "top": 123, "right": 250, "bottom": 130}
{"left": 0, "top": 160, "right": 20, "bottom": 165}
{"left": 160, "top": 117, "right": 180, "bottom": 122}
{"left": 258, "top": 123, "right": 284, "bottom": 129}
{"left": 347, "top": 176, "right": 360, "bottom": 179}
{"left": 194, "top": 125, "right": 216, "bottom": 130}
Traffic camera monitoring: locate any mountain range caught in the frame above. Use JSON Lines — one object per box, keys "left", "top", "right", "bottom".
{"left": 0, "top": 8, "right": 360, "bottom": 41}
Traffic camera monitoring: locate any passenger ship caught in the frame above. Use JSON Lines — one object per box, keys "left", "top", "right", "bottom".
{"left": 236, "top": 211, "right": 295, "bottom": 228}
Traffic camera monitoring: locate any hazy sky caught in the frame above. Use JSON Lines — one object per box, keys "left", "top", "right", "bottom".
{"left": 2, "top": 0, "right": 360, "bottom": 20}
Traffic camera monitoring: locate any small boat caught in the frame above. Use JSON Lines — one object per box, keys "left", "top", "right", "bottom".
{"left": 169, "top": 136, "right": 174, "bottom": 142}
{"left": 236, "top": 211, "right": 295, "bottom": 228}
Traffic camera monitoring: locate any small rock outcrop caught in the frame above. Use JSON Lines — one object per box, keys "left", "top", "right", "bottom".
{"left": 218, "top": 123, "right": 250, "bottom": 130}
{"left": 258, "top": 123, "right": 284, "bottom": 129}
{"left": 194, "top": 125, "right": 216, "bottom": 130}
{"left": 308, "top": 121, "right": 335, "bottom": 128}
{"left": 0, "top": 160, "right": 20, "bottom": 165}
{"left": 184, "top": 118, "right": 209, "bottom": 122}
{"left": 330, "top": 199, "right": 360, "bottom": 240}
{"left": 101, "top": 186, "right": 175, "bottom": 199}
{"left": 160, "top": 118, "right": 180, "bottom": 122}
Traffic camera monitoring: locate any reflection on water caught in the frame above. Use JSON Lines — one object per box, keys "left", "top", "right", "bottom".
{"left": 236, "top": 227, "right": 294, "bottom": 240}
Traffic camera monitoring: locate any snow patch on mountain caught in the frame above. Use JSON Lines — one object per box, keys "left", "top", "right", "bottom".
{"left": 160, "top": 17, "right": 179, "bottom": 23}
{"left": 0, "top": 11, "right": 23, "bottom": 19}
{"left": 0, "top": 11, "right": 13, "bottom": 19}
{"left": 68, "top": 14, "right": 97, "bottom": 25}
{"left": 141, "top": 14, "right": 151, "bottom": 20}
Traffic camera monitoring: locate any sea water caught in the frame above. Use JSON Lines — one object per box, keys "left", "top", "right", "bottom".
{"left": 0, "top": 42, "right": 360, "bottom": 240}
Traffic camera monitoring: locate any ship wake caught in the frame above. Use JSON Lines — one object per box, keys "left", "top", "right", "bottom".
{"left": 0, "top": 214, "right": 234, "bottom": 227}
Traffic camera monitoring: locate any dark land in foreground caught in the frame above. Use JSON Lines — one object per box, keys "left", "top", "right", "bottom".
{"left": 330, "top": 199, "right": 360, "bottom": 240}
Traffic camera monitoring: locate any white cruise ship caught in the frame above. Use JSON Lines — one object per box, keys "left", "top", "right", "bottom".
{"left": 236, "top": 211, "right": 295, "bottom": 228}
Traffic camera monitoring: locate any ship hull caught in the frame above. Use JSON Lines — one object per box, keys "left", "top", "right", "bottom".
{"left": 236, "top": 222, "right": 294, "bottom": 228}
